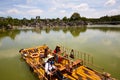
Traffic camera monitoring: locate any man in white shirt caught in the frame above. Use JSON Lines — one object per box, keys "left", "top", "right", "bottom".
{"left": 45, "top": 55, "right": 64, "bottom": 80}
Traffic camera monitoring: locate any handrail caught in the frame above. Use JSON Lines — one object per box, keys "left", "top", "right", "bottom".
{"left": 59, "top": 45, "right": 104, "bottom": 73}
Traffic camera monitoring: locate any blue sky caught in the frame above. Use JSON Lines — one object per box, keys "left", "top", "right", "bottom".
{"left": 0, "top": 0, "right": 120, "bottom": 19}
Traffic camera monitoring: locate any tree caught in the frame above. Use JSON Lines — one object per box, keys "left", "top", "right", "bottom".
{"left": 100, "top": 15, "right": 111, "bottom": 21}
{"left": 62, "top": 16, "right": 68, "bottom": 21}
{"left": 13, "top": 18, "right": 21, "bottom": 26}
{"left": 111, "top": 15, "right": 120, "bottom": 21}
{"left": 36, "top": 16, "right": 40, "bottom": 23}
{"left": 81, "top": 17, "right": 87, "bottom": 21}
{"left": 6, "top": 16, "right": 13, "bottom": 26}
{"left": 70, "top": 12, "right": 81, "bottom": 21}
{"left": 56, "top": 18, "right": 60, "bottom": 21}
{"left": 22, "top": 18, "right": 29, "bottom": 26}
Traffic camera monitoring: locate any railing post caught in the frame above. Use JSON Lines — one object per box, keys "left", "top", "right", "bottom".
{"left": 88, "top": 54, "right": 89, "bottom": 65}
{"left": 91, "top": 56, "right": 93, "bottom": 65}
{"left": 81, "top": 52, "right": 83, "bottom": 59}
{"left": 84, "top": 53, "right": 86, "bottom": 65}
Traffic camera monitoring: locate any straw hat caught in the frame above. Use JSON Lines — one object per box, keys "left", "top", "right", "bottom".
{"left": 44, "top": 54, "right": 54, "bottom": 62}
{"left": 56, "top": 45, "right": 60, "bottom": 48}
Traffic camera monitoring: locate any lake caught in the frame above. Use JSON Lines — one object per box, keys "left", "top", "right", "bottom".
{"left": 0, "top": 26, "right": 120, "bottom": 80}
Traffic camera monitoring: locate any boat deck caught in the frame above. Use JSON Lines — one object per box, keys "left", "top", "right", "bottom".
{"left": 19, "top": 45, "right": 114, "bottom": 80}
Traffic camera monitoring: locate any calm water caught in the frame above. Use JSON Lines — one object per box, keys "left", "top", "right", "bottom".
{"left": 0, "top": 26, "right": 120, "bottom": 80}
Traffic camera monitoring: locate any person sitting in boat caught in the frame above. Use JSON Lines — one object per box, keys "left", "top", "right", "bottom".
{"left": 54, "top": 46, "right": 61, "bottom": 53}
{"left": 40, "top": 47, "right": 50, "bottom": 58}
{"left": 44, "top": 47, "right": 49, "bottom": 58}
{"left": 53, "top": 46, "right": 62, "bottom": 63}
{"left": 45, "top": 55, "right": 65, "bottom": 80}
{"left": 69, "top": 49, "right": 74, "bottom": 59}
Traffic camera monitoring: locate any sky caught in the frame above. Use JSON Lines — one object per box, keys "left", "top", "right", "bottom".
{"left": 0, "top": 0, "right": 120, "bottom": 19}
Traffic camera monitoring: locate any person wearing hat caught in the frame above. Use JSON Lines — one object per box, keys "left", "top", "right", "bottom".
{"left": 45, "top": 54, "right": 64, "bottom": 80}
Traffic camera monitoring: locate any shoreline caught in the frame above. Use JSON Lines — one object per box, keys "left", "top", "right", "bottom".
{"left": 0, "top": 24, "right": 120, "bottom": 30}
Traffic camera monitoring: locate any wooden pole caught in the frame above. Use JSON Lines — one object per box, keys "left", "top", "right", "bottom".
{"left": 84, "top": 53, "right": 86, "bottom": 65}
{"left": 88, "top": 54, "right": 89, "bottom": 65}
{"left": 91, "top": 56, "right": 93, "bottom": 65}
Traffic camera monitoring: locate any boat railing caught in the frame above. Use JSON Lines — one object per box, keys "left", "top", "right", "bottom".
{"left": 60, "top": 45, "right": 104, "bottom": 73}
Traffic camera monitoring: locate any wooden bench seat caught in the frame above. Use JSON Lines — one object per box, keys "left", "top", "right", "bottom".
{"left": 55, "top": 63, "right": 66, "bottom": 71}
{"left": 59, "top": 66, "right": 66, "bottom": 71}
{"left": 72, "top": 59, "right": 82, "bottom": 67}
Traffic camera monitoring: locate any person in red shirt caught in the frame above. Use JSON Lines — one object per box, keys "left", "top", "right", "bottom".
{"left": 53, "top": 46, "right": 61, "bottom": 62}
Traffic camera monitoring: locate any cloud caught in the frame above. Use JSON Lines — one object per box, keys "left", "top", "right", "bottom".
{"left": 60, "top": 3, "right": 74, "bottom": 9}
{"left": 73, "top": 3, "right": 89, "bottom": 11}
{"left": 26, "top": 0, "right": 33, "bottom": 4}
{"left": 60, "top": 10, "right": 66, "bottom": 14}
{"left": 49, "top": 7, "right": 57, "bottom": 12}
{"left": 105, "top": 0, "right": 116, "bottom": 6}
{"left": 27, "top": 9, "right": 43, "bottom": 16}
{"left": 50, "top": 1, "right": 91, "bottom": 11}
{"left": 0, "top": 0, "right": 120, "bottom": 18}
{"left": 14, "top": 4, "right": 37, "bottom": 9}
{"left": 0, "top": 11, "right": 4, "bottom": 15}
{"left": 1, "top": 7, "right": 44, "bottom": 18}
{"left": 107, "top": 9, "right": 120, "bottom": 15}
{"left": 48, "top": 2, "right": 94, "bottom": 16}
{"left": 7, "top": 8, "right": 20, "bottom": 14}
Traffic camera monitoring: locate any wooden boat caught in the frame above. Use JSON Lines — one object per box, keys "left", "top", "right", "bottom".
{"left": 19, "top": 45, "right": 115, "bottom": 80}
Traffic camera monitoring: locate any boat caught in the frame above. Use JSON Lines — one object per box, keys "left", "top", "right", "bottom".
{"left": 19, "top": 44, "right": 115, "bottom": 80}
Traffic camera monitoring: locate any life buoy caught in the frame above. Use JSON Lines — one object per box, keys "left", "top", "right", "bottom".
{"left": 31, "top": 53, "right": 39, "bottom": 58}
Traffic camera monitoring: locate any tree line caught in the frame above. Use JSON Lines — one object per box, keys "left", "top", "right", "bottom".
{"left": 0, "top": 12, "right": 120, "bottom": 29}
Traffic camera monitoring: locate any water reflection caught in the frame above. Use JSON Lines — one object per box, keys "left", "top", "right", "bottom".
{"left": 58, "top": 27, "right": 87, "bottom": 37}
{"left": 88, "top": 27, "right": 120, "bottom": 32}
{"left": 41, "top": 26, "right": 87, "bottom": 36}
{"left": 1, "top": 27, "right": 120, "bottom": 41}
{"left": 0, "top": 30, "right": 20, "bottom": 40}
{"left": 0, "top": 27, "right": 87, "bottom": 40}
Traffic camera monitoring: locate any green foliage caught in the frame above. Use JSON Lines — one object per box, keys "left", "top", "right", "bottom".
{"left": 100, "top": 15, "right": 111, "bottom": 21}
{"left": 13, "top": 18, "right": 21, "bottom": 26}
{"left": 0, "top": 21, "right": 8, "bottom": 28}
{"left": 0, "top": 13, "right": 120, "bottom": 29}
{"left": 81, "top": 17, "right": 87, "bottom": 21}
{"left": 70, "top": 12, "right": 81, "bottom": 21}
{"left": 62, "top": 16, "right": 68, "bottom": 21}
{"left": 111, "top": 15, "right": 120, "bottom": 21}
{"left": 100, "top": 15, "right": 120, "bottom": 21}
{"left": 56, "top": 18, "right": 60, "bottom": 21}
{"left": 36, "top": 16, "right": 41, "bottom": 23}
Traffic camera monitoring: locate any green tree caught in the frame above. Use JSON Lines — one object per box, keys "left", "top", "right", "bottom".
{"left": 13, "top": 18, "right": 21, "bottom": 26}
{"left": 62, "top": 16, "right": 68, "bottom": 21}
{"left": 6, "top": 16, "right": 14, "bottom": 26}
{"left": 22, "top": 18, "right": 29, "bottom": 26}
{"left": 70, "top": 12, "right": 81, "bottom": 21}
{"left": 111, "top": 15, "right": 120, "bottom": 21}
{"left": 100, "top": 15, "right": 111, "bottom": 21}
{"left": 81, "top": 17, "right": 87, "bottom": 21}
{"left": 30, "top": 18, "right": 35, "bottom": 23}
{"left": 36, "top": 16, "right": 40, "bottom": 23}
{"left": 56, "top": 18, "right": 60, "bottom": 21}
